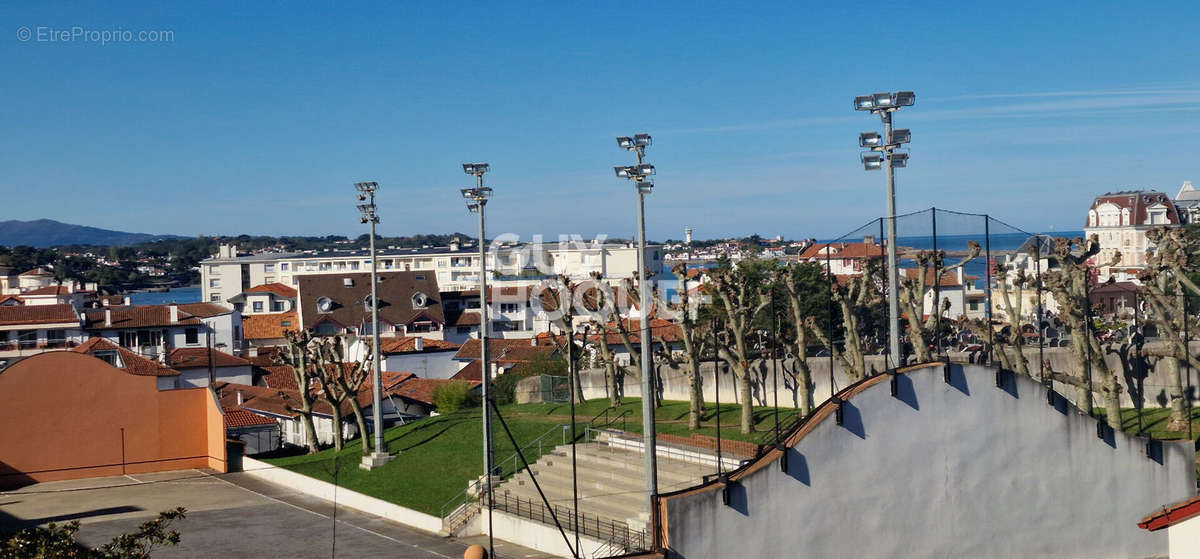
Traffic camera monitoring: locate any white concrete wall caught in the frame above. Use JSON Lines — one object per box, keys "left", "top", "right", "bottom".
{"left": 661, "top": 364, "right": 1194, "bottom": 559}
{"left": 177, "top": 366, "right": 253, "bottom": 388}
{"left": 467, "top": 509, "right": 610, "bottom": 558}
{"left": 383, "top": 351, "right": 460, "bottom": 379}
{"left": 240, "top": 456, "right": 442, "bottom": 533}
{"left": 1169, "top": 515, "right": 1200, "bottom": 559}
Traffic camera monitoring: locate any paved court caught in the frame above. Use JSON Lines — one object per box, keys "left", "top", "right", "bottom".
{"left": 0, "top": 469, "right": 554, "bottom": 559}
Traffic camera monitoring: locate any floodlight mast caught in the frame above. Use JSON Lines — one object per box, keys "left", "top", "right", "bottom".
{"left": 854, "top": 91, "right": 914, "bottom": 369}
{"left": 461, "top": 162, "right": 495, "bottom": 559}
{"left": 615, "top": 132, "right": 658, "bottom": 518}
{"left": 355, "top": 181, "right": 391, "bottom": 472}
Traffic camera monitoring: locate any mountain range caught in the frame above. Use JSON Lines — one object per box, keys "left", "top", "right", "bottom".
{"left": 0, "top": 219, "right": 186, "bottom": 248}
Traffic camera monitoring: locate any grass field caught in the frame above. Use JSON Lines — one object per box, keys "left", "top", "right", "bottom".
{"left": 263, "top": 397, "right": 791, "bottom": 514}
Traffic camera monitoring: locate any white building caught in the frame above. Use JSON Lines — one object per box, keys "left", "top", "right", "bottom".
{"left": 227, "top": 283, "right": 297, "bottom": 315}
{"left": 199, "top": 241, "right": 665, "bottom": 305}
{"left": 1084, "top": 190, "right": 1182, "bottom": 283}
{"left": 82, "top": 302, "right": 242, "bottom": 359}
{"left": 0, "top": 304, "right": 87, "bottom": 359}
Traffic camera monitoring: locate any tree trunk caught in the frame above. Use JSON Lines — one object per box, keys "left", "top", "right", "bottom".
{"left": 688, "top": 361, "right": 703, "bottom": 430}
{"left": 1163, "top": 356, "right": 1190, "bottom": 431}
{"left": 737, "top": 367, "right": 754, "bottom": 434}
{"left": 347, "top": 397, "right": 372, "bottom": 454}
{"left": 299, "top": 410, "right": 319, "bottom": 454}
{"left": 330, "top": 409, "right": 345, "bottom": 451}
{"left": 795, "top": 358, "right": 813, "bottom": 416}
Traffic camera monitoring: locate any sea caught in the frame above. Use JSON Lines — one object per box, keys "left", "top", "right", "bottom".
{"left": 127, "top": 286, "right": 202, "bottom": 306}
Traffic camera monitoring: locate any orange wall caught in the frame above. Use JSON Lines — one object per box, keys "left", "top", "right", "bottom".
{"left": 0, "top": 351, "right": 226, "bottom": 486}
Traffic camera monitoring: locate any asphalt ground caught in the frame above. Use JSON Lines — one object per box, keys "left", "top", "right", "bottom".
{"left": 0, "top": 469, "right": 554, "bottom": 559}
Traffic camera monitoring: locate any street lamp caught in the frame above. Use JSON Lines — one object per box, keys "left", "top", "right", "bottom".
{"left": 855, "top": 90, "right": 915, "bottom": 370}
{"left": 356, "top": 181, "right": 393, "bottom": 470}
{"left": 615, "top": 132, "right": 658, "bottom": 516}
{"left": 461, "top": 162, "right": 496, "bottom": 559}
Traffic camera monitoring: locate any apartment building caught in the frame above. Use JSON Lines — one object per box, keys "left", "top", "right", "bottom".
{"left": 199, "top": 241, "right": 665, "bottom": 305}
{"left": 1084, "top": 190, "right": 1182, "bottom": 283}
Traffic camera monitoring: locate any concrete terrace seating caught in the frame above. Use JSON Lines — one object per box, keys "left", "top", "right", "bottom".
{"left": 492, "top": 441, "right": 714, "bottom": 530}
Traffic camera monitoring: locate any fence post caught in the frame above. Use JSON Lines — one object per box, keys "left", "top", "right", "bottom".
{"left": 879, "top": 217, "right": 890, "bottom": 369}
{"left": 932, "top": 207, "right": 942, "bottom": 358}
{"left": 984, "top": 214, "right": 995, "bottom": 366}
{"left": 1036, "top": 236, "right": 1045, "bottom": 384}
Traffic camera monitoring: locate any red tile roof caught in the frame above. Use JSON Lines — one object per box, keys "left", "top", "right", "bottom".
{"left": 223, "top": 407, "right": 278, "bottom": 428}
{"left": 1139, "top": 494, "right": 1200, "bottom": 532}
{"left": 900, "top": 268, "right": 975, "bottom": 288}
{"left": 259, "top": 365, "right": 299, "bottom": 390}
{"left": 454, "top": 338, "right": 554, "bottom": 361}
{"left": 798, "top": 242, "right": 885, "bottom": 260}
{"left": 0, "top": 295, "right": 24, "bottom": 306}
{"left": 242, "top": 312, "right": 298, "bottom": 340}
{"left": 247, "top": 283, "right": 298, "bottom": 298}
{"left": 215, "top": 382, "right": 352, "bottom": 419}
{"left": 451, "top": 360, "right": 482, "bottom": 381}
{"left": 19, "top": 268, "right": 52, "bottom": 277}
{"left": 73, "top": 338, "right": 180, "bottom": 377}
{"left": 379, "top": 336, "right": 461, "bottom": 355}
{"left": 83, "top": 303, "right": 229, "bottom": 329}
{"left": 169, "top": 347, "right": 250, "bottom": 369}
{"left": 391, "top": 377, "right": 480, "bottom": 407}
{"left": 0, "top": 304, "right": 80, "bottom": 327}
{"left": 21, "top": 285, "right": 73, "bottom": 296}
{"left": 585, "top": 318, "right": 684, "bottom": 345}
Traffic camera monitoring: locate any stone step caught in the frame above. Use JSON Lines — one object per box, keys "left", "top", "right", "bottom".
{"left": 528, "top": 458, "right": 698, "bottom": 496}
{"left": 564, "top": 446, "right": 712, "bottom": 485}
{"left": 517, "top": 467, "right": 647, "bottom": 509}
{"left": 498, "top": 473, "right": 641, "bottom": 524}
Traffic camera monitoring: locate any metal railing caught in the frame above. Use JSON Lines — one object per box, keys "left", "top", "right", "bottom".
{"left": 486, "top": 491, "right": 647, "bottom": 553}
{"left": 583, "top": 427, "right": 742, "bottom": 470}
{"left": 438, "top": 422, "right": 569, "bottom": 521}
{"left": 587, "top": 407, "right": 632, "bottom": 432}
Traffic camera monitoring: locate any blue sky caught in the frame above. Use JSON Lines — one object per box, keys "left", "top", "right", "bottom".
{"left": 2, "top": 2, "right": 1197, "bottom": 242}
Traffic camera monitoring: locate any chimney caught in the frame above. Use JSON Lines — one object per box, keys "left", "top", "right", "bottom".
{"left": 450, "top": 241, "right": 460, "bottom": 251}
{"left": 531, "top": 338, "right": 538, "bottom": 347}
{"left": 248, "top": 346, "right": 259, "bottom": 358}
{"left": 104, "top": 309, "right": 112, "bottom": 327}
{"left": 863, "top": 235, "right": 875, "bottom": 246}
{"left": 169, "top": 304, "right": 179, "bottom": 323}
{"left": 413, "top": 337, "right": 423, "bottom": 351}
{"left": 236, "top": 390, "right": 244, "bottom": 405}
{"left": 123, "top": 296, "right": 131, "bottom": 306}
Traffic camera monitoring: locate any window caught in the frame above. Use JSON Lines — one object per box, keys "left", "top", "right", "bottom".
{"left": 280, "top": 263, "right": 289, "bottom": 272}
{"left": 492, "top": 321, "right": 520, "bottom": 332}
{"left": 281, "top": 320, "right": 292, "bottom": 327}
{"left": 17, "top": 330, "right": 37, "bottom": 347}
{"left": 264, "top": 263, "right": 276, "bottom": 273}
{"left": 208, "top": 265, "right": 220, "bottom": 274}
{"left": 969, "top": 301, "right": 979, "bottom": 311}
{"left": 120, "top": 331, "right": 137, "bottom": 348}
{"left": 234, "top": 325, "right": 241, "bottom": 340}
{"left": 46, "top": 330, "right": 65, "bottom": 344}
{"left": 414, "top": 273, "right": 426, "bottom": 280}
{"left": 210, "top": 294, "right": 221, "bottom": 302}
{"left": 253, "top": 301, "right": 264, "bottom": 313}
{"left": 94, "top": 349, "right": 120, "bottom": 367}
{"left": 271, "top": 301, "right": 285, "bottom": 312}
{"left": 185, "top": 328, "right": 199, "bottom": 345}
{"left": 457, "top": 326, "right": 473, "bottom": 335}
{"left": 350, "top": 261, "right": 360, "bottom": 271}
{"left": 209, "top": 278, "right": 221, "bottom": 288}
{"left": 500, "top": 303, "right": 520, "bottom": 314}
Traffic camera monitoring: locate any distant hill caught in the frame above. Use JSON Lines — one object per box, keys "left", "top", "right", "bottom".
{"left": 0, "top": 219, "right": 186, "bottom": 248}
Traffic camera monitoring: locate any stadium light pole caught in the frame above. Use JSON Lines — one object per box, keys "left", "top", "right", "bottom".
{"left": 356, "top": 181, "right": 393, "bottom": 470}
{"left": 461, "top": 163, "right": 496, "bottom": 559}
{"left": 615, "top": 133, "right": 658, "bottom": 516}
{"left": 855, "top": 91, "right": 915, "bottom": 369}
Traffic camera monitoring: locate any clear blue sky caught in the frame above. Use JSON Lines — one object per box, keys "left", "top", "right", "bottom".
{"left": 2, "top": 2, "right": 1197, "bottom": 242}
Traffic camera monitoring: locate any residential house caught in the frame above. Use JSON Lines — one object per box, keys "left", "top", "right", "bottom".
{"left": 74, "top": 338, "right": 183, "bottom": 390}
{"left": 0, "top": 304, "right": 86, "bottom": 359}
{"left": 297, "top": 271, "right": 445, "bottom": 339}
{"left": 901, "top": 267, "right": 985, "bottom": 322}
{"left": 167, "top": 346, "right": 254, "bottom": 388}
{"left": 228, "top": 282, "right": 297, "bottom": 315}
{"left": 16, "top": 267, "right": 55, "bottom": 292}
{"left": 388, "top": 377, "right": 481, "bottom": 416}
{"left": 1084, "top": 190, "right": 1182, "bottom": 283}
{"left": 796, "top": 239, "right": 886, "bottom": 276}
{"left": 373, "top": 336, "right": 462, "bottom": 379}
{"left": 452, "top": 338, "right": 559, "bottom": 382}
{"left": 82, "top": 302, "right": 242, "bottom": 359}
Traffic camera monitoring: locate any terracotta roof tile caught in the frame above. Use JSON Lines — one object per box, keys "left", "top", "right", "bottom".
{"left": 223, "top": 407, "right": 278, "bottom": 428}
{"left": 798, "top": 242, "right": 886, "bottom": 260}
{"left": 1139, "top": 494, "right": 1200, "bottom": 532}
{"left": 242, "top": 312, "right": 298, "bottom": 340}
{"left": 0, "top": 304, "right": 80, "bottom": 327}
{"left": 83, "top": 303, "right": 229, "bottom": 330}
{"left": 454, "top": 338, "right": 554, "bottom": 361}
{"left": 21, "top": 285, "right": 73, "bottom": 296}
{"left": 391, "top": 377, "right": 480, "bottom": 407}
{"left": 169, "top": 347, "right": 250, "bottom": 369}
{"left": 246, "top": 283, "right": 298, "bottom": 298}
{"left": 73, "top": 338, "right": 180, "bottom": 377}
{"left": 379, "top": 336, "right": 461, "bottom": 355}
{"left": 259, "top": 365, "right": 298, "bottom": 390}
{"left": 451, "top": 360, "right": 482, "bottom": 381}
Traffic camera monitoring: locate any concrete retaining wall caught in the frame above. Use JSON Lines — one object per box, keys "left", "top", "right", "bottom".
{"left": 240, "top": 457, "right": 443, "bottom": 534}
{"left": 657, "top": 363, "right": 1194, "bottom": 559}
{"left": 466, "top": 509, "right": 610, "bottom": 558}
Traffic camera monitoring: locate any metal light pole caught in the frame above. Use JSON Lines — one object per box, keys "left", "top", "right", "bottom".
{"left": 615, "top": 133, "right": 658, "bottom": 518}
{"left": 461, "top": 164, "right": 495, "bottom": 559}
{"left": 855, "top": 91, "right": 915, "bottom": 368}
{"left": 356, "top": 181, "right": 393, "bottom": 470}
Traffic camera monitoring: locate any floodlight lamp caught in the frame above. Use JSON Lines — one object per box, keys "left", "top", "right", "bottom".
{"left": 615, "top": 166, "right": 634, "bottom": 179}
{"left": 637, "top": 181, "right": 654, "bottom": 194}
{"left": 889, "top": 152, "right": 909, "bottom": 168}
{"left": 859, "top": 131, "right": 883, "bottom": 148}
{"left": 854, "top": 95, "right": 875, "bottom": 111}
{"left": 474, "top": 163, "right": 489, "bottom": 174}
{"left": 477, "top": 186, "right": 493, "bottom": 199}
{"left": 360, "top": 217, "right": 369, "bottom": 224}
{"left": 861, "top": 152, "right": 883, "bottom": 171}
{"left": 633, "top": 133, "right": 652, "bottom": 147}
{"left": 873, "top": 92, "right": 894, "bottom": 108}
{"left": 462, "top": 163, "right": 476, "bottom": 175}
{"left": 357, "top": 204, "right": 372, "bottom": 212}
{"left": 354, "top": 181, "right": 378, "bottom": 192}
{"left": 888, "top": 128, "right": 911, "bottom": 145}
{"left": 894, "top": 91, "right": 915, "bottom": 106}
{"left": 357, "top": 194, "right": 367, "bottom": 201}
{"left": 617, "top": 136, "right": 634, "bottom": 149}
{"left": 461, "top": 188, "right": 474, "bottom": 199}
{"left": 637, "top": 163, "right": 655, "bottom": 176}
{"left": 466, "top": 202, "right": 480, "bottom": 213}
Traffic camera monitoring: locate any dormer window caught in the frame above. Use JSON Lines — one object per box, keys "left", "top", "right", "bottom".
{"left": 412, "top": 292, "right": 428, "bottom": 309}
{"left": 316, "top": 296, "right": 333, "bottom": 313}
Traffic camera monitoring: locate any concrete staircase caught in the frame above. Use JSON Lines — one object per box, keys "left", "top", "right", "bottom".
{"left": 491, "top": 440, "right": 716, "bottom": 533}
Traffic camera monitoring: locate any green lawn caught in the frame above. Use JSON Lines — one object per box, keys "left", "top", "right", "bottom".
{"left": 264, "top": 397, "right": 793, "bottom": 514}
{"left": 1090, "top": 407, "right": 1200, "bottom": 440}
